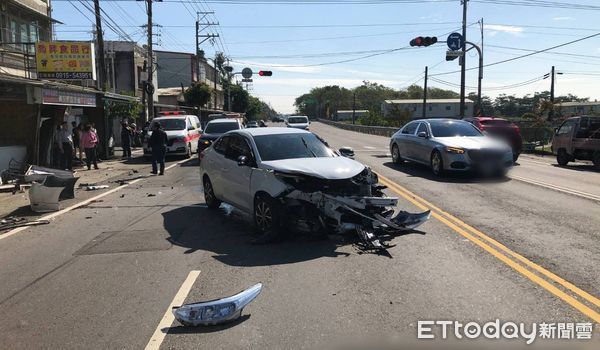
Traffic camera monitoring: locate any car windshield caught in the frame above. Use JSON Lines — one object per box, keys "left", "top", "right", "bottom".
{"left": 288, "top": 117, "right": 308, "bottom": 124}
{"left": 253, "top": 133, "right": 334, "bottom": 161}
{"left": 429, "top": 120, "right": 483, "bottom": 137}
{"left": 205, "top": 122, "right": 239, "bottom": 134}
{"left": 480, "top": 119, "right": 512, "bottom": 126}
{"left": 156, "top": 119, "right": 185, "bottom": 131}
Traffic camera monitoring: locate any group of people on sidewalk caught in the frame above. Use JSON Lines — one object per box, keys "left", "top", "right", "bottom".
{"left": 56, "top": 122, "right": 100, "bottom": 171}
{"left": 55, "top": 120, "right": 170, "bottom": 176}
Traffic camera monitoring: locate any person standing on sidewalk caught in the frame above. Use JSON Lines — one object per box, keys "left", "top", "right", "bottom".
{"left": 148, "top": 122, "right": 168, "bottom": 175}
{"left": 121, "top": 121, "right": 132, "bottom": 159}
{"left": 80, "top": 124, "right": 99, "bottom": 170}
{"left": 58, "top": 122, "right": 74, "bottom": 171}
{"left": 72, "top": 122, "right": 82, "bottom": 161}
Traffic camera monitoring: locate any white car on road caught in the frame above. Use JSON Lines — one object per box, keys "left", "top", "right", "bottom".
{"left": 286, "top": 116, "right": 310, "bottom": 130}
{"left": 198, "top": 127, "right": 429, "bottom": 248}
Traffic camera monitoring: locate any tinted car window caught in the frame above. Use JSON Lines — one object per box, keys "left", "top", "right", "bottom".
{"left": 225, "top": 136, "right": 253, "bottom": 161}
{"left": 156, "top": 118, "right": 186, "bottom": 131}
{"left": 213, "top": 135, "right": 231, "bottom": 155}
{"left": 288, "top": 117, "right": 308, "bottom": 124}
{"left": 253, "top": 133, "right": 334, "bottom": 161}
{"left": 205, "top": 122, "right": 240, "bottom": 134}
{"left": 557, "top": 120, "right": 577, "bottom": 135}
{"left": 402, "top": 122, "right": 418, "bottom": 135}
{"left": 429, "top": 120, "right": 483, "bottom": 137}
{"left": 480, "top": 119, "right": 512, "bottom": 126}
{"left": 575, "top": 117, "right": 600, "bottom": 139}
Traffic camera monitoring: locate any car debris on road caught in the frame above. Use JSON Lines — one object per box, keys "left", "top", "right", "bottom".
{"left": 0, "top": 217, "right": 50, "bottom": 231}
{"left": 173, "top": 283, "right": 262, "bottom": 327}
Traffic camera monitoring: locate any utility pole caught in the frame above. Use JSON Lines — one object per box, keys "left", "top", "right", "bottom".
{"left": 549, "top": 65, "right": 555, "bottom": 120}
{"left": 93, "top": 0, "right": 107, "bottom": 91}
{"left": 195, "top": 12, "right": 219, "bottom": 108}
{"left": 477, "top": 17, "right": 484, "bottom": 116}
{"left": 146, "top": 0, "right": 155, "bottom": 121}
{"left": 423, "top": 66, "right": 428, "bottom": 119}
{"left": 459, "top": 0, "right": 468, "bottom": 118}
{"left": 352, "top": 91, "right": 356, "bottom": 124}
{"left": 214, "top": 54, "right": 218, "bottom": 109}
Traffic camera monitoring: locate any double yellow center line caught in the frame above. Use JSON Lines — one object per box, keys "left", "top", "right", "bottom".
{"left": 377, "top": 173, "right": 600, "bottom": 323}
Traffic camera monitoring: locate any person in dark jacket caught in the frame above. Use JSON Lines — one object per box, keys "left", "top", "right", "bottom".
{"left": 148, "top": 122, "right": 168, "bottom": 175}
{"left": 121, "top": 121, "right": 132, "bottom": 159}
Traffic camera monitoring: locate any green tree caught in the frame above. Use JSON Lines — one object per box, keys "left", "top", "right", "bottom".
{"left": 184, "top": 82, "right": 212, "bottom": 108}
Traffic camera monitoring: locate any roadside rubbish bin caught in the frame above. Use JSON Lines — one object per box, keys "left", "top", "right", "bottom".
{"left": 29, "top": 182, "right": 64, "bottom": 212}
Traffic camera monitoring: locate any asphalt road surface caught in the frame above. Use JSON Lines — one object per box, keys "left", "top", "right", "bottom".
{"left": 0, "top": 122, "right": 598, "bottom": 349}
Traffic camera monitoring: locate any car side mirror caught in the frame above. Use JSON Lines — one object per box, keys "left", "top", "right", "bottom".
{"left": 237, "top": 155, "right": 249, "bottom": 166}
{"left": 338, "top": 147, "right": 355, "bottom": 159}
{"left": 417, "top": 131, "right": 428, "bottom": 138}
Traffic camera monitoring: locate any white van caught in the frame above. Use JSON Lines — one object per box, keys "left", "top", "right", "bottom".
{"left": 143, "top": 112, "right": 202, "bottom": 158}
{"left": 286, "top": 116, "right": 310, "bottom": 130}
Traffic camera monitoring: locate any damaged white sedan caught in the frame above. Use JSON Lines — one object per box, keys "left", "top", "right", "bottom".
{"left": 199, "top": 127, "right": 429, "bottom": 250}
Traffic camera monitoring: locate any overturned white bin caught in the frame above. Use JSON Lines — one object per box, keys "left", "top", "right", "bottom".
{"left": 29, "top": 182, "right": 64, "bottom": 213}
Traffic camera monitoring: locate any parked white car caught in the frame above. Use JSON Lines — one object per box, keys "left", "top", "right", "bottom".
{"left": 285, "top": 116, "right": 310, "bottom": 130}
{"left": 144, "top": 113, "right": 201, "bottom": 158}
{"left": 199, "top": 127, "right": 429, "bottom": 248}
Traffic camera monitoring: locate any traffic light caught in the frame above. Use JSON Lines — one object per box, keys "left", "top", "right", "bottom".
{"left": 258, "top": 70, "right": 272, "bottom": 76}
{"left": 410, "top": 36, "right": 438, "bottom": 47}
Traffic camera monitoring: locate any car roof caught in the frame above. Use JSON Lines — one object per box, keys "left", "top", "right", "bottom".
{"left": 153, "top": 115, "right": 187, "bottom": 120}
{"left": 207, "top": 118, "right": 240, "bottom": 124}
{"left": 232, "top": 127, "right": 311, "bottom": 137}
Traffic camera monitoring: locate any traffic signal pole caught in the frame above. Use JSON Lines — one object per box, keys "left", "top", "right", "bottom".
{"left": 146, "top": 0, "right": 154, "bottom": 121}
{"left": 460, "top": 0, "right": 468, "bottom": 118}
{"left": 423, "top": 66, "right": 428, "bottom": 119}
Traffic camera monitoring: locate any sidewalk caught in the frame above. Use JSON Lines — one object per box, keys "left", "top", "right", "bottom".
{"left": 0, "top": 148, "right": 154, "bottom": 220}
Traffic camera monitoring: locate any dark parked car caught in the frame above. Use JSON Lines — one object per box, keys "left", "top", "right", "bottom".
{"left": 551, "top": 116, "right": 600, "bottom": 170}
{"left": 464, "top": 117, "right": 523, "bottom": 162}
{"left": 197, "top": 118, "right": 243, "bottom": 153}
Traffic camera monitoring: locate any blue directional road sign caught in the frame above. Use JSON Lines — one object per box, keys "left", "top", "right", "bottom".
{"left": 447, "top": 32, "right": 464, "bottom": 51}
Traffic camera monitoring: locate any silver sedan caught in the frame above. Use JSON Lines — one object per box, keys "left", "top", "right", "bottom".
{"left": 389, "top": 119, "right": 513, "bottom": 176}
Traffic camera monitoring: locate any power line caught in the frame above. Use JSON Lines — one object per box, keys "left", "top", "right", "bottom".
{"left": 431, "top": 31, "right": 600, "bottom": 77}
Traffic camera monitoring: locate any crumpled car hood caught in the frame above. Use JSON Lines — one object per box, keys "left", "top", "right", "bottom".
{"left": 261, "top": 157, "right": 366, "bottom": 180}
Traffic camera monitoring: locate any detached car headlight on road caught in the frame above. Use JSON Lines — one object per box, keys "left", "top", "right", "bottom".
{"left": 445, "top": 147, "right": 466, "bottom": 154}
{"left": 172, "top": 283, "right": 262, "bottom": 326}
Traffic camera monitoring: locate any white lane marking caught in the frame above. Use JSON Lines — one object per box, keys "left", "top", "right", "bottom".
{"left": 0, "top": 158, "right": 192, "bottom": 242}
{"left": 363, "top": 146, "right": 376, "bottom": 150}
{"left": 511, "top": 175, "right": 600, "bottom": 202}
{"left": 519, "top": 158, "right": 552, "bottom": 166}
{"left": 145, "top": 270, "right": 201, "bottom": 350}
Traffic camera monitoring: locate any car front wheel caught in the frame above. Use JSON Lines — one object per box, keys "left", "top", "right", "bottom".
{"left": 557, "top": 149, "right": 569, "bottom": 166}
{"left": 203, "top": 177, "right": 221, "bottom": 209}
{"left": 391, "top": 144, "right": 403, "bottom": 164}
{"left": 254, "top": 193, "right": 282, "bottom": 236}
{"left": 431, "top": 150, "right": 444, "bottom": 176}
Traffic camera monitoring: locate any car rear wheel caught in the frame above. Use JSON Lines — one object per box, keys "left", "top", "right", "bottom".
{"left": 593, "top": 152, "right": 600, "bottom": 171}
{"left": 557, "top": 149, "right": 569, "bottom": 166}
{"left": 254, "top": 193, "right": 282, "bottom": 236}
{"left": 391, "top": 144, "right": 403, "bottom": 164}
{"left": 203, "top": 177, "right": 221, "bottom": 209}
{"left": 431, "top": 150, "right": 444, "bottom": 176}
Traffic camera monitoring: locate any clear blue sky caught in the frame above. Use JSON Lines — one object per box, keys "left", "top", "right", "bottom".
{"left": 52, "top": 0, "right": 600, "bottom": 113}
